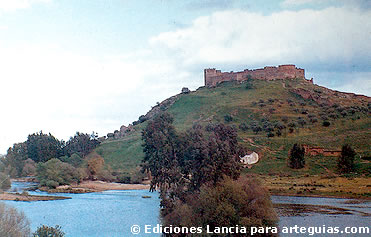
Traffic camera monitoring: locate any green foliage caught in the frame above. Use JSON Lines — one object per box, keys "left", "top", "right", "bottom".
{"left": 224, "top": 114, "right": 233, "bottom": 122}
{"left": 26, "top": 131, "right": 63, "bottom": 163}
{"left": 33, "top": 225, "right": 65, "bottom": 237}
{"left": 37, "top": 158, "right": 82, "bottom": 188}
{"left": 59, "top": 153, "right": 83, "bottom": 167}
{"left": 288, "top": 144, "right": 305, "bottom": 169}
{"left": 338, "top": 144, "right": 356, "bottom": 173}
{"left": 91, "top": 79, "right": 370, "bottom": 179}
{"left": 163, "top": 177, "right": 278, "bottom": 236}
{"left": 3, "top": 142, "right": 28, "bottom": 177}
{"left": 63, "top": 132, "right": 100, "bottom": 157}
{"left": 0, "top": 203, "right": 30, "bottom": 237}
{"left": 142, "top": 113, "right": 243, "bottom": 208}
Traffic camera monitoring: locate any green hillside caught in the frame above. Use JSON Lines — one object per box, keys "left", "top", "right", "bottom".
{"left": 97, "top": 78, "right": 371, "bottom": 180}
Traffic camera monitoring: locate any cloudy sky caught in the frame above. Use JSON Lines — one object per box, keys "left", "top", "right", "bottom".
{"left": 0, "top": 0, "right": 370, "bottom": 153}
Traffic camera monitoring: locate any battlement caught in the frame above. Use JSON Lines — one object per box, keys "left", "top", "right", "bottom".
{"left": 204, "top": 64, "right": 307, "bottom": 87}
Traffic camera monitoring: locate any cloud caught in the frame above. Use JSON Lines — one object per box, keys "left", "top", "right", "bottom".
{"left": 150, "top": 7, "right": 371, "bottom": 68}
{"left": 186, "top": 0, "right": 245, "bottom": 11}
{"left": 282, "top": 0, "right": 371, "bottom": 9}
{"left": 0, "top": 0, "right": 50, "bottom": 11}
{"left": 1, "top": 4, "right": 370, "bottom": 153}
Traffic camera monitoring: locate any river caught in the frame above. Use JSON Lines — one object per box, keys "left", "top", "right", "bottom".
{"left": 2, "top": 182, "right": 370, "bottom": 236}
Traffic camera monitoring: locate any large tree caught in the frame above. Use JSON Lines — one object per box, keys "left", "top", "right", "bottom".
{"left": 63, "top": 132, "right": 100, "bottom": 157}
{"left": 288, "top": 143, "right": 305, "bottom": 169}
{"left": 338, "top": 144, "right": 356, "bottom": 173}
{"left": 26, "top": 131, "right": 63, "bottom": 163}
{"left": 3, "top": 142, "right": 28, "bottom": 177}
{"left": 142, "top": 113, "right": 243, "bottom": 210}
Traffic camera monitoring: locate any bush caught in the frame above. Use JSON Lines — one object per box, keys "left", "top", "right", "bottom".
{"left": 163, "top": 177, "right": 278, "bottom": 236}
{"left": 322, "top": 121, "right": 331, "bottom": 127}
{"left": 37, "top": 158, "right": 82, "bottom": 188}
{"left": 288, "top": 144, "right": 305, "bottom": 169}
{"left": 239, "top": 123, "right": 249, "bottom": 131}
{"left": 33, "top": 225, "right": 65, "bottom": 237}
{"left": 0, "top": 203, "right": 30, "bottom": 237}
{"left": 224, "top": 114, "right": 233, "bottom": 122}
{"left": 338, "top": 144, "right": 356, "bottom": 173}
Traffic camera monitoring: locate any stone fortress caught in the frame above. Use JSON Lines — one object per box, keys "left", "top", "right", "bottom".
{"left": 204, "top": 64, "right": 312, "bottom": 87}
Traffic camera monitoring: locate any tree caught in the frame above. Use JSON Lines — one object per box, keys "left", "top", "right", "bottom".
{"left": 322, "top": 121, "right": 331, "bottom": 127}
{"left": 338, "top": 144, "right": 356, "bottom": 173}
{"left": 87, "top": 155, "right": 105, "bottom": 178}
{"left": 3, "top": 142, "right": 28, "bottom": 177}
{"left": 63, "top": 132, "right": 100, "bottom": 157}
{"left": 288, "top": 144, "right": 305, "bottom": 169}
{"left": 142, "top": 113, "right": 243, "bottom": 211}
{"left": 33, "top": 225, "right": 65, "bottom": 237}
{"left": 22, "top": 158, "right": 36, "bottom": 176}
{"left": 26, "top": 131, "right": 63, "bottom": 163}
{"left": 0, "top": 203, "right": 30, "bottom": 237}
{"left": 0, "top": 172, "right": 11, "bottom": 190}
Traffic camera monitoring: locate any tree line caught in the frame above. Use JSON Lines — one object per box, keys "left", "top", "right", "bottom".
{"left": 0, "top": 131, "right": 100, "bottom": 190}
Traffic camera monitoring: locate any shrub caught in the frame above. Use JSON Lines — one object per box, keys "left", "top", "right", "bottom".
{"left": 163, "top": 177, "right": 278, "bottom": 236}
{"left": 310, "top": 117, "right": 318, "bottom": 123}
{"left": 338, "top": 144, "right": 356, "bottom": 173}
{"left": 322, "top": 121, "right": 331, "bottom": 127}
{"left": 224, "top": 114, "right": 233, "bottom": 122}
{"left": 239, "top": 123, "right": 249, "bottom": 131}
{"left": 33, "top": 225, "right": 65, "bottom": 237}
{"left": 288, "top": 144, "right": 305, "bottom": 169}
{"left": 37, "top": 159, "right": 82, "bottom": 188}
{"left": 0, "top": 203, "right": 30, "bottom": 237}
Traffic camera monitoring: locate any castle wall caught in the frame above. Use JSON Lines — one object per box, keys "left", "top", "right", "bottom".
{"left": 204, "top": 65, "right": 306, "bottom": 87}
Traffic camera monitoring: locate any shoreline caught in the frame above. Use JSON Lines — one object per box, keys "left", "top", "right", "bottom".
{"left": 8, "top": 179, "right": 370, "bottom": 201}
{"left": 270, "top": 192, "right": 371, "bottom": 200}
{"left": 0, "top": 193, "right": 71, "bottom": 201}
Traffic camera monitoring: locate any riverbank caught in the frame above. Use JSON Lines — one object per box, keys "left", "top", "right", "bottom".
{"left": 0, "top": 192, "right": 71, "bottom": 201}
{"left": 258, "top": 174, "right": 371, "bottom": 200}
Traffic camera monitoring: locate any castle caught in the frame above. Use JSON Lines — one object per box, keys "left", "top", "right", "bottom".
{"left": 204, "top": 64, "right": 311, "bottom": 87}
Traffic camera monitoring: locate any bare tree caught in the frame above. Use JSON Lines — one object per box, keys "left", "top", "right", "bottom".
{"left": 0, "top": 203, "right": 30, "bottom": 237}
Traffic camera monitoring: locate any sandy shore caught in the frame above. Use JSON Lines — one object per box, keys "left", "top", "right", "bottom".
{"left": 73, "top": 181, "right": 150, "bottom": 192}
{"left": 0, "top": 193, "right": 71, "bottom": 201}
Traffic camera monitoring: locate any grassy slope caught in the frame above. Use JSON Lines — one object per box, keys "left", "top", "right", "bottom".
{"left": 96, "top": 79, "right": 371, "bottom": 182}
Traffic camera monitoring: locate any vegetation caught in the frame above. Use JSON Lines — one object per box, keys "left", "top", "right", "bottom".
{"left": 338, "top": 144, "right": 356, "bottom": 173}
{"left": 37, "top": 158, "right": 82, "bottom": 188}
{"left": 164, "top": 177, "right": 278, "bottom": 236}
{"left": 93, "top": 79, "right": 369, "bottom": 185}
{"left": 33, "top": 225, "right": 65, "bottom": 237}
{"left": 288, "top": 144, "right": 305, "bottom": 169}
{"left": 142, "top": 113, "right": 277, "bottom": 230}
{"left": 0, "top": 203, "right": 30, "bottom": 237}
{"left": 0, "top": 172, "right": 11, "bottom": 190}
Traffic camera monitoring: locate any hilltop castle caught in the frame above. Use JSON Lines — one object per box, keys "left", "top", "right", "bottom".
{"left": 204, "top": 64, "right": 311, "bottom": 87}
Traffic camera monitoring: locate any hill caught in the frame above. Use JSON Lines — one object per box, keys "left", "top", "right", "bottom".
{"left": 96, "top": 77, "right": 370, "bottom": 197}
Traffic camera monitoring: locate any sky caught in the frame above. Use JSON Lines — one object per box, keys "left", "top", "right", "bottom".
{"left": 0, "top": 0, "right": 370, "bottom": 153}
